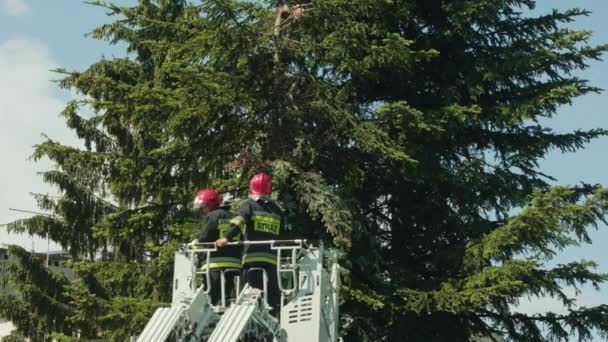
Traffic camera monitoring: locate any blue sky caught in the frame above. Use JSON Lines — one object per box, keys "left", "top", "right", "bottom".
{"left": 0, "top": 0, "right": 133, "bottom": 248}
{"left": 0, "top": 0, "right": 606, "bottom": 339}
{"left": 523, "top": 0, "right": 608, "bottom": 318}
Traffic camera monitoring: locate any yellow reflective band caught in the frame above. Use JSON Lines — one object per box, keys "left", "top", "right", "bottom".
{"left": 244, "top": 256, "right": 277, "bottom": 265}
{"left": 252, "top": 215, "right": 280, "bottom": 235}
{"left": 230, "top": 216, "right": 246, "bottom": 229}
{"left": 201, "top": 261, "right": 243, "bottom": 270}
{"left": 219, "top": 222, "right": 240, "bottom": 241}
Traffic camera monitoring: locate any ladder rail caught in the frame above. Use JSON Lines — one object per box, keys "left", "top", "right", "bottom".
{"left": 135, "top": 306, "right": 185, "bottom": 342}
{"left": 207, "top": 285, "right": 280, "bottom": 342}
{"left": 134, "top": 240, "right": 341, "bottom": 342}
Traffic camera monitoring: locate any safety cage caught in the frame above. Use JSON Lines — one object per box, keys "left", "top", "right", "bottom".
{"left": 132, "top": 240, "right": 341, "bottom": 342}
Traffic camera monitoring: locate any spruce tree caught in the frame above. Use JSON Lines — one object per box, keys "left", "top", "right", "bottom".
{"left": 1, "top": 0, "right": 608, "bottom": 341}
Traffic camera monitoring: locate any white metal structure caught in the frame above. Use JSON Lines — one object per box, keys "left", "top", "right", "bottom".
{"left": 134, "top": 240, "right": 340, "bottom": 342}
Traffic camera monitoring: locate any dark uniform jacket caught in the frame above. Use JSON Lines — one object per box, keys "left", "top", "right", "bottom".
{"left": 198, "top": 208, "right": 241, "bottom": 269}
{"left": 224, "top": 198, "right": 285, "bottom": 265}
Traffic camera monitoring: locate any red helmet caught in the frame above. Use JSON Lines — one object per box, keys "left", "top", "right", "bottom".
{"left": 250, "top": 173, "right": 272, "bottom": 196}
{"left": 194, "top": 189, "right": 223, "bottom": 210}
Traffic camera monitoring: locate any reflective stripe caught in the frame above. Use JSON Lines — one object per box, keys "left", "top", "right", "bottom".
{"left": 201, "top": 262, "right": 243, "bottom": 269}
{"left": 244, "top": 256, "right": 277, "bottom": 265}
{"left": 252, "top": 211, "right": 280, "bottom": 220}
{"left": 230, "top": 216, "right": 245, "bottom": 224}
{"left": 201, "top": 257, "right": 243, "bottom": 270}
{"left": 251, "top": 212, "right": 280, "bottom": 235}
{"left": 219, "top": 219, "right": 240, "bottom": 241}
{"left": 243, "top": 252, "right": 277, "bottom": 265}
{"left": 201, "top": 261, "right": 243, "bottom": 270}
{"left": 203, "top": 256, "right": 242, "bottom": 263}
{"left": 230, "top": 216, "right": 246, "bottom": 231}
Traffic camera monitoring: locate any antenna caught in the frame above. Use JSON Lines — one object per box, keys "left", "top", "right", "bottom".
{"left": 46, "top": 232, "right": 50, "bottom": 267}
{"left": 8, "top": 207, "right": 54, "bottom": 266}
{"left": 8, "top": 208, "right": 54, "bottom": 216}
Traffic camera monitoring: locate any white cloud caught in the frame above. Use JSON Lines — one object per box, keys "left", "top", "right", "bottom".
{"left": 0, "top": 0, "right": 29, "bottom": 16}
{"left": 0, "top": 38, "right": 74, "bottom": 251}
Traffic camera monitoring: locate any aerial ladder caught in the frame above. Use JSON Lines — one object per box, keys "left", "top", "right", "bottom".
{"left": 133, "top": 240, "right": 341, "bottom": 342}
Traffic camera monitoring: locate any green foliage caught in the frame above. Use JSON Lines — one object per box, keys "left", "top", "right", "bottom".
{"left": 0, "top": 246, "right": 74, "bottom": 341}
{"left": 2, "top": 0, "right": 608, "bottom": 341}
{"left": 1, "top": 333, "right": 29, "bottom": 342}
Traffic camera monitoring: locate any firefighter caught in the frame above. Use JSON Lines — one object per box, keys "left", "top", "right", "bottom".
{"left": 194, "top": 189, "right": 242, "bottom": 306}
{"left": 216, "top": 173, "right": 285, "bottom": 313}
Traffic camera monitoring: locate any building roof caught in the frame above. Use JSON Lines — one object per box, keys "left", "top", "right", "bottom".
{"left": 0, "top": 247, "right": 70, "bottom": 261}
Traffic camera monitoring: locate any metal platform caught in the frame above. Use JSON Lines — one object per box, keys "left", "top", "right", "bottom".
{"left": 133, "top": 240, "right": 340, "bottom": 342}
